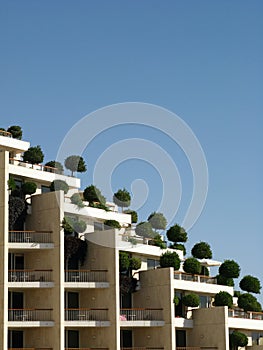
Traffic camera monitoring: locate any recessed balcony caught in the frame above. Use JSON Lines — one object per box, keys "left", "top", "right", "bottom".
{"left": 228, "top": 308, "right": 263, "bottom": 320}
{"left": 8, "top": 231, "right": 54, "bottom": 249}
{"left": 119, "top": 308, "right": 164, "bottom": 327}
{"left": 64, "top": 270, "right": 109, "bottom": 288}
{"left": 64, "top": 308, "right": 110, "bottom": 327}
{"left": 8, "top": 309, "right": 54, "bottom": 327}
{"left": 8, "top": 269, "right": 54, "bottom": 288}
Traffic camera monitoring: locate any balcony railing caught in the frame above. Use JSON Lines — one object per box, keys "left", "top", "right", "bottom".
{"left": 228, "top": 308, "right": 263, "bottom": 320}
{"left": 9, "top": 231, "right": 53, "bottom": 244}
{"left": 65, "top": 308, "right": 108, "bottom": 321}
{"left": 121, "top": 348, "right": 164, "bottom": 350}
{"left": 8, "top": 309, "right": 53, "bottom": 321}
{"left": 8, "top": 348, "right": 53, "bottom": 350}
{"left": 9, "top": 158, "right": 63, "bottom": 174}
{"left": 120, "top": 308, "right": 163, "bottom": 321}
{"left": 0, "top": 130, "right": 12, "bottom": 137}
{"left": 65, "top": 349, "right": 108, "bottom": 350}
{"left": 65, "top": 270, "right": 107, "bottom": 283}
{"left": 8, "top": 270, "right": 53, "bottom": 282}
{"left": 174, "top": 271, "right": 217, "bottom": 284}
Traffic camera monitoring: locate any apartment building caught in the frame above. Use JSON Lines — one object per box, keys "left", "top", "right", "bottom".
{"left": 0, "top": 131, "right": 263, "bottom": 350}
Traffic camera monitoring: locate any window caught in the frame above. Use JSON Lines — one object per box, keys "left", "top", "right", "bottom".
{"left": 252, "top": 332, "right": 263, "bottom": 345}
{"left": 147, "top": 259, "right": 159, "bottom": 270}
{"left": 199, "top": 295, "right": 211, "bottom": 308}
{"left": 176, "top": 330, "right": 186, "bottom": 346}
{"left": 41, "top": 185, "right": 50, "bottom": 193}
{"left": 94, "top": 221, "right": 103, "bottom": 231}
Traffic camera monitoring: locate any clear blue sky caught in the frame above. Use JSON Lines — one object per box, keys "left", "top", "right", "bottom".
{"left": 1, "top": 1, "right": 263, "bottom": 301}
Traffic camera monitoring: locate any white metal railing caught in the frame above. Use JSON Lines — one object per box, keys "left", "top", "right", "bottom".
{"left": 174, "top": 271, "right": 217, "bottom": 284}
{"left": 8, "top": 309, "right": 53, "bottom": 321}
{"left": 8, "top": 348, "right": 53, "bottom": 350}
{"left": 65, "top": 308, "right": 108, "bottom": 321}
{"left": 228, "top": 308, "right": 263, "bottom": 320}
{"left": 8, "top": 270, "right": 53, "bottom": 282}
{"left": 9, "top": 231, "right": 53, "bottom": 244}
{"left": 65, "top": 270, "right": 107, "bottom": 283}
{"left": 120, "top": 308, "right": 163, "bottom": 321}
{"left": 9, "top": 158, "right": 63, "bottom": 174}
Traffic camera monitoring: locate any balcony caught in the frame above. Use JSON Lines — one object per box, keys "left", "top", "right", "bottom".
{"left": 174, "top": 272, "right": 217, "bottom": 284}
{"left": 119, "top": 308, "right": 164, "bottom": 327}
{"left": 121, "top": 348, "right": 164, "bottom": 350}
{"left": 8, "top": 348, "right": 53, "bottom": 350}
{"left": 228, "top": 309, "right": 263, "bottom": 320}
{"left": 65, "top": 349, "right": 108, "bottom": 350}
{"left": 8, "top": 231, "right": 54, "bottom": 249}
{"left": 8, "top": 309, "right": 54, "bottom": 327}
{"left": 8, "top": 269, "right": 53, "bottom": 288}
{"left": 64, "top": 270, "right": 109, "bottom": 288}
{"left": 64, "top": 308, "right": 110, "bottom": 327}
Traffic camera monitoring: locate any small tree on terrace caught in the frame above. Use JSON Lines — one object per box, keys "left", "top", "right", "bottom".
{"left": 238, "top": 293, "right": 262, "bottom": 312}
{"left": 229, "top": 331, "right": 248, "bottom": 350}
{"left": 7, "top": 125, "right": 22, "bottom": 139}
{"left": 219, "top": 260, "right": 240, "bottom": 279}
{"left": 214, "top": 291, "right": 233, "bottom": 308}
{"left": 167, "top": 224, "right": 188, "bottom": 243}
{"left": 183, "top": 257, "right": 201, "bottom": 275}
{"left": 45, "top": 160, "right": 64, "bottom": 174}
{"left": 147, "top": 212, "right": 167, "bottom": 232}
{"left": 191, "top": 242, "right": 212, "bottom": 259}
{"left": 83, "top": 185, "right": 106, "bottom": 205}
{"left": 124, "top": 209, "right": 138, "bottom": 224}
{"left": 239, "top": 275, "right": 261, "bottom": 294}
{"left": 160, "top": 251, "right": 180, "bottom": 270}
{"left": 23, "top": 145, "right": 44, "bottom": 164}
{"left": 65, "top": 155, "right": 87, "bottom": 176}
{"left": 113, "top": 188, "right": 131, "bottom": 212}
{"left": 135, "top": 221, "right": 155, "bottom": 239}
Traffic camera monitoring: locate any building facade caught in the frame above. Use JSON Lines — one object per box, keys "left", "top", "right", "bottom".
{"left": 0, "top": 132, "right": 263, "bottom": 350}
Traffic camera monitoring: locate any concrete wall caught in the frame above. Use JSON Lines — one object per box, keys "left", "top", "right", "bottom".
{"left": 190, "top": 306, "right": 229, "bottom": 350}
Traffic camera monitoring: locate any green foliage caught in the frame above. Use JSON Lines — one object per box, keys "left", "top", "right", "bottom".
{"left": 229, "top": 331, "right": 248, "bottom": 349}
{"left": 64, "top": 236, "right": 87, "bottom": 266}
{"left": 8, "top": 196, "right": 27, "bottom": 230}
{"left": 234, "top": 290, "right": 242, "bottom": 297}
{"left": 148, "top": 212, "right": 167, "bottom": 230}
{"left": 113, "top": 188, "right": 131, "bottom": 209}
{"left": 201, "top": 266, "right": 209, "bottom": 276}
{"left": 62, "top": 217, "right": 74, "bottom": 235}
{"left": 160, "top": 251, "right": 180, "bottom": 270}
{"left": 169, "top": 243, "right": 186, "bottom": 255}
{"left": 128, "top": 237, "right": 137, "bottom": 246}
{"left": 191, "top": 241, "right": 212, "bottom": 259}
{"left": 70, "top": 193, "right": 85, "bottom": 208}
{"left": 214, "top": 291, "right": 233, "bottom": 308}
{"left": 83, "top": 185, "right": 106, "bottom": 205}
{"left": 124, "top": 209, "right": 138, "bottom": 223}
{"left": 64, "top": 155, "right": 87, "bottom": 176}
{"left": 216, "top": 274, "right": 234, "bottom": 287}
{"left": 173, "top": 295, "right": 180, "bottom": 306}
{"left": 135, "top": 221, "right": 155, "bottom": 238}
{"left": 23, "top": 145, "right": 44, "bottom": 164}
{"left": 219, "top": 260, "right": 240, "bottom": 279}
{"left": 45, "top": 160, "right": 64, "bottom": 174}
{"left": 119, "top": 251, "right": 130, "bottom": 272}
{"left": 167, "top": 224, "right": 187, "bottom": 243}
{"left": 73, "top": 220, "right": 87, "bottom": 233}
{"left": 21, "top": 182, "right": 37, "bottom": 195}
{"left": 239, "top": 275, "right": 261, "bottom": 294}
{"left": 129, "top": 257, "right": 142, "bottom": 270}
{"left": 238, "top": 293, "right": 262, "bottom": 312}
{"left": 50, "top": 180, "right": 69, "bottom": 194}
{"left": 182, "top": 293, "right": 200, "bottom": 307}
{"left": 89, "top": 202, "right": 110, "bottom": 211}
{"left": 149, "top": 234, "right": 166, "bottom": 249}
{"left": 183, "top": 258, "right": 201, "bottom": 275}
{"left": 104, "top": 219, "right": 121, "bottom": 229}
{"left": 8, "top": 177, "right": 16, "bottom": 191}
{"left": 7, "top": 125, "right": 22, "bottom": 139}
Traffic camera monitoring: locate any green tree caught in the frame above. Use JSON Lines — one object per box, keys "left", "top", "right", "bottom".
{"left": 238, "top": 293, "right": 262, "bottom": 312}
{"left": 7, "top": 125, "right": 22, "bottom": 139}
{"left": 21, "top": 182, "right": 37, "bottom": 196}
{"left": 182, "top": 293, "right": 200, "bottom": 307}
{"left": 214, "top": 291, "right": 233, "bottom": 308}
{"left": 160, "top": 251, "right": 180, "bottom": 270}
{"left": 50, "top": 180, "right": 69, "bottom": 194}
{"left": 70, "top": 193, "right": 85, "bottom": 208}
{"left": 73, "top": 220, "right": 87, "bottom": 234}
{"left": 147, "top": 212, "right": 167, "bottom": 231}
{"left": 129, "top": 257, "right": 142, "bottom": 270}
{"left": 219, "top": 260, "right": 240, "bottom": 279}
{"left": 83, "top": 185, "right": 106, "bottom": 205}
{"left": 124, "top": 209, "right": 138, "bottom": 224}
{"left": 169, "top": 243, "right": 186, "bottom": 255}
{"left": 113, "top": 188, "right": 131, "bottom": 211}
{"left": 167, "top": 224, "right": 187, "bottom": 243}
{"left": 229, "top": 331, "right": 248, "bottom": 349}
{"left": 216, "top": 274, "right": 234, "bottom": 287}
{"left": 104, "top": 220, "right": 121, "bottom": 229}
{"left": 239, "top": 275, "right": 261, "bottom": 294}
{"left": 62, "top": 217, "right": 74, "bottom": 235}
{"left": 191, "top": 242, "right": 212, "bottom": 259}
{"left": 135, "top": 221, "right": 155, "bottom": 238}
{"left": 45, "top": 160, "right": 64, "bottom": 174}
{"left": 119, "top": 251, "right": 130, "bottom": 272}
{"left": 64, "top": 155, "right": 87, "bottom": 176}
{"left": 23, "top": 145, "right": 44, "bottom": 164}
{"left": 183, "top": 257, "right": 201, "bottom": 275}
